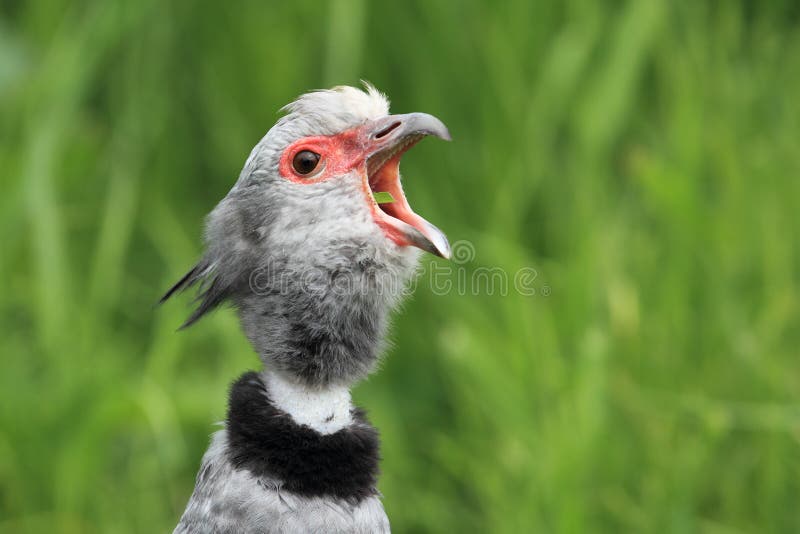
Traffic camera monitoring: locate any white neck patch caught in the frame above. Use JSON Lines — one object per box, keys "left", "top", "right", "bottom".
{"left": 262, "top": 370, "right": 353, "bottom": 434}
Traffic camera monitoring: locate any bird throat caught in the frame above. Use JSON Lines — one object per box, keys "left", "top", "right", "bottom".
{"left": 263, "top": 369, "right": 353, "bottom": 434}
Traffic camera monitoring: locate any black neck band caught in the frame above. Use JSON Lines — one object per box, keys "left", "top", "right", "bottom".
{"left": 226, "top": 372, "right": 381, "bottom": 504}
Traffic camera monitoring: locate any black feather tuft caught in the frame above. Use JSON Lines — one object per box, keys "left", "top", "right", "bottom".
{"left": 159, "top": 261, "right": 230, "bottom": 328}
{"left": 179, "top": 275, "right": 229, "bottom": 329}
{"left": 226, "top": 371, "right": 381, "bottom": 504}
{"left": 159, "top": 264, "right": 202, "bottom": 304}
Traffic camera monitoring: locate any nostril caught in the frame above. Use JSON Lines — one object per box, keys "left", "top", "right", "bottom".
{"left": 374, "top": 121, "right": 401, "bottom": 139}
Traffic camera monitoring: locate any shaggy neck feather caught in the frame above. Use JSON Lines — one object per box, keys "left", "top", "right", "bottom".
{"left": 236, "top": 248, "right": 419, "bottom": 387}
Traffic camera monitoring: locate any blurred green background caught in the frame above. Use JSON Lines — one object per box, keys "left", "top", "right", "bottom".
{"left": 1, "top": 0, "right": 799, "bottom": 532}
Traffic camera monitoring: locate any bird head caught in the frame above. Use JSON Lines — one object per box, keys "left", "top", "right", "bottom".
{"left": 254, "top": 84, "right": 452, "bottom": 261}
{"left": 231, "top": 83, "right": 450, "bottom": 262}
{"left": 162, "top": 84, "right": 451, "bottom": 384}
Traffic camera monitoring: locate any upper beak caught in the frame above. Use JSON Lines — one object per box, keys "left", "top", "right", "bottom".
{"left": 369, "top": 112, "right": 452, "bottom": 143}
{"left": 359, "top": 112, "right": 452, "bottom": 259}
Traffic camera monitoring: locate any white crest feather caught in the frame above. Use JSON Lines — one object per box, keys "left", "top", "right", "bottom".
{"left": 280, "top": 82, "right": 390, "bottom": 129}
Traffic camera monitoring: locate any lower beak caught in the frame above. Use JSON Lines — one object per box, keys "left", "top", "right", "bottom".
{"left": 359, "top": 113, "right": 452, "bottom": 259}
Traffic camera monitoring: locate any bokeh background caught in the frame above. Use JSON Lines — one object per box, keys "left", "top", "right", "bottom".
{"left": 2, "top": 0, "right": 799, "bottom": 532}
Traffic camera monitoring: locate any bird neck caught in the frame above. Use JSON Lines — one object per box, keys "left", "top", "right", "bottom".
{"left": 261, "top": 369, "right": 353, "bottom": 434}
{"left": 225, "top": 371, "right": 381, "bottom": 503}
{"left": 236, "top": 261, "right": 403, "bottom": 387}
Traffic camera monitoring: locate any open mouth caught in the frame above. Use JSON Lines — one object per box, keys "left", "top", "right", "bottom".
{"left": 360, "top": 113, "right": 451, "bottom": 259}
{"left": 366, "top": 134, "right": 423, "bottom": 223}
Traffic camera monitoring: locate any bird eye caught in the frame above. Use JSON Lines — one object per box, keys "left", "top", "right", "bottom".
{"left": 292, "top": 150, "right": 321, "bottom": 175}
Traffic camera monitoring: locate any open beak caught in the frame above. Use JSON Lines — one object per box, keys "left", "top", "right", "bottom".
{"left": 359, "top": 113, "right": 452, "bottom": 259}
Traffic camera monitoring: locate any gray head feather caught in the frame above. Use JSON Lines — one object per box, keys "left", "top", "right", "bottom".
{"left": 162, "top": 84, "right": 422, "bottom": 386}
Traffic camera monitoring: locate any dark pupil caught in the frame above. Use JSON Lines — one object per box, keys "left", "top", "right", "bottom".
{"left": 293, "top": 151, "right": 320, "bottom": 175}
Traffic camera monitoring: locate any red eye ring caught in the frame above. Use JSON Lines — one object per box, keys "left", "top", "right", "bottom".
{"left": 278, "top": 135, "right": 340, "bottom": 183}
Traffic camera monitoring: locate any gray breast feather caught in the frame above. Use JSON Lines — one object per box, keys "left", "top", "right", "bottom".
{"left": 174, "top": 431, "right": 390, "bottom": 534}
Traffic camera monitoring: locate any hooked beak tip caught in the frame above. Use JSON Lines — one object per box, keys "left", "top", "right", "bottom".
{"left": 418, "top": 220, "right": 451, "bottom": 259}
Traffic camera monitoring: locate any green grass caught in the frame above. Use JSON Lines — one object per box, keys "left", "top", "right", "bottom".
{"left": 2, "top": 1, "right": 799, "bottom": 532}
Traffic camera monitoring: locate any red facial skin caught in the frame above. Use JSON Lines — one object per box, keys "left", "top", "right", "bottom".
{"left": 278, "top": 128, "right": 366, "bottom": 184}
{"left": 277, "top": 125, "right": 422, "bottom": 248}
